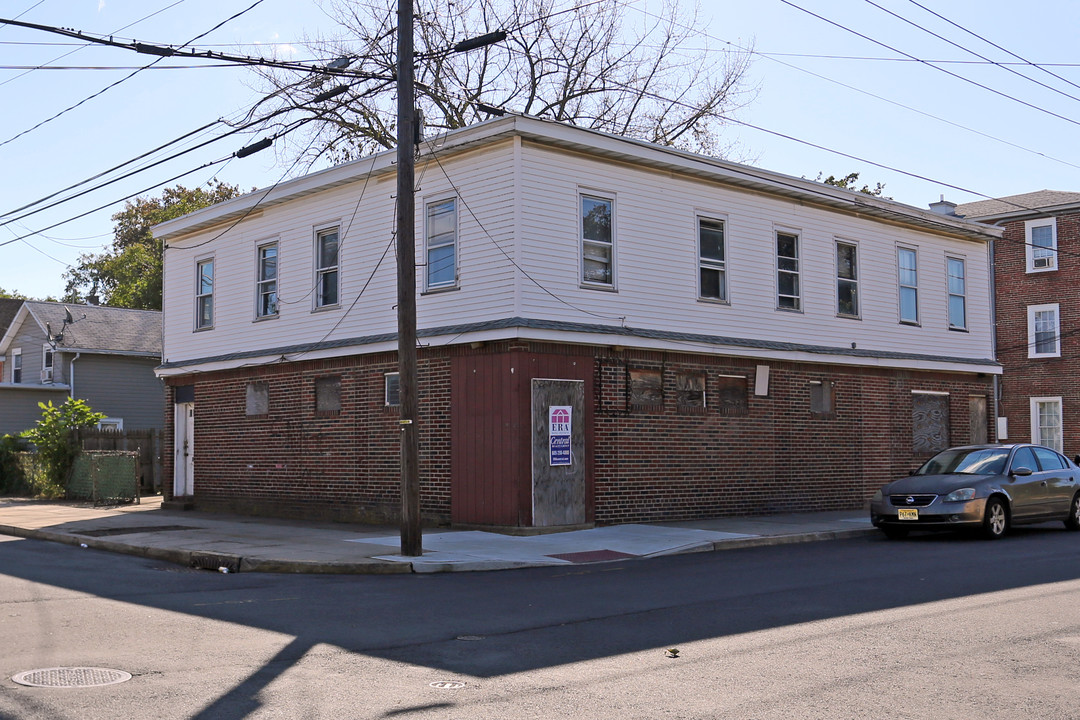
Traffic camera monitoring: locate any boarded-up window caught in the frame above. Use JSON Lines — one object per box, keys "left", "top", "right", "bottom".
{"left": 676, "top": 372, "right": 706, "bottom": 409}
{"left": 315, "top": 376, "right": 342, "bottom": 413}
{"left": 913, "top": 393, "right": 949, "bottom": 454}
{"left": 246, "top": 382, "right": 269, "bottom": 416}
{"left": 810, "top": 381, "right": 834, "bottom": 419}
{"left": 628, "top": 368, "right": 663, "bottom": 408}
{"left": 716, "top": 376, "right": 749, "bottom": 416}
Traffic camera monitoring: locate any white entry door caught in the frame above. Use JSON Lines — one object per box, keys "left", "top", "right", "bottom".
{"left": 173, "top": 402, "right": 195, "bottom": 497}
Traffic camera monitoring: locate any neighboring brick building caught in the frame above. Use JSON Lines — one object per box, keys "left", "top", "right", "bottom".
{"left": 953, "top": 191, "right": 1080, "bottom": 457}
{"left": 154, "top": 116, "right": 1001, "bottom": 528}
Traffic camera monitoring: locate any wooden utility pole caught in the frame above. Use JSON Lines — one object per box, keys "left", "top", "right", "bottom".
{"left": 396, "top": 0, "right": 422, "bottom": 556}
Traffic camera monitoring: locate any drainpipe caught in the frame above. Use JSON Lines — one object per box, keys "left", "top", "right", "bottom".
{"left": 68, "top": 352, "right": 80, "bottom": 399}
{"left": 989, "top": 239, "right": 999, "bottom": 442}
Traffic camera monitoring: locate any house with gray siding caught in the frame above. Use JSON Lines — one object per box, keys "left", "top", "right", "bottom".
{"left": 0, "top": 302, "right": 163, "bottom": 436}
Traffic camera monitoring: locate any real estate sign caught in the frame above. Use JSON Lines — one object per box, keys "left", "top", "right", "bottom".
{"left": 549, "top": 406, "right": 572, "bottom": 466}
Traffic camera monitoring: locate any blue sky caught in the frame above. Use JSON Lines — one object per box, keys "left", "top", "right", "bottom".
{"left": 1, "top": 0, "right": 1078, "bottom": 300}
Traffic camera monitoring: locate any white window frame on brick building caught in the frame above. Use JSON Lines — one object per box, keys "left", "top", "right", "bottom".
{"left": 1025, "top": 218, "right": 1057, "bottom": 273}
{"left": 1030, "top": 396, "right": 1063, "bottom": 452}
{"left": 897, "top": 246, "right": 919, "bottom": 325}
{"left": 385, "top": 372, "right": 400, "bottom": 406}
{"left": 580, "top": 192, "right": 615, "bottom": 289}
{"left": 698, "top": 215, "right": 728, "bottom": 302}
{"left": 1027, "top": 303, "right": 1061, "bottom": 358}
{"left": 195, "top": 258, "right": 214, "bottom": 330}
{"left": 314, "top": 225, "right": 340, "bottom": 309}
{"left": 946, "top": 256, "right": 967, "bottom": 331}
{"left": 776, "top": 228, "right": 801, "bottom": 311}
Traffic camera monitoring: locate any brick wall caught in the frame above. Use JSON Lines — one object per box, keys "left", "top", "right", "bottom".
{"left": 994, "top": 211, "right": 1080, "bottom": 454}
{"left": 163, "top": 342, "right": 993, "bottom": 526}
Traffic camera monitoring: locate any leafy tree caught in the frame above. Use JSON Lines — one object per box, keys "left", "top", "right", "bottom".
{"left": 62, "top": 181, "right": 242, "bottom": 309}
{"left": 247, "top": 0, "right": 755, "bottom": 166}
{"left": 816, "top": 172, "right": 888, "bottom": 198}
{"left": 0, "top": 288, "right": 26, "bottom": 299}
{"left": 21, "top": 399, "right": 105, "bottom": 497}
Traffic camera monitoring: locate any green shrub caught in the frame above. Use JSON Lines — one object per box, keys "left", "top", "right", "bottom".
{"left": 0, "top": 434, "right": 29, "bottom": 495}
{"left": 21, "top": 399, "right": 105, "bottom": 497}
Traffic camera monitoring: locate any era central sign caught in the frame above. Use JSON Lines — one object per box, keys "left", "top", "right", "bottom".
{"left": 549, "top": 406, "right": 572, "bottom": 466}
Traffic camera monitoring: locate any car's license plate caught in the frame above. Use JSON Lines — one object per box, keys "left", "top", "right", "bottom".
{"left": 897, "top": 508, "right": 918, "bottom": 521}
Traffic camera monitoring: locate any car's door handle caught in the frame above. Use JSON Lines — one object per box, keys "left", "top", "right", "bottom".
{"left": 1041, "top": 481, "right": 1048, "bottom": 486}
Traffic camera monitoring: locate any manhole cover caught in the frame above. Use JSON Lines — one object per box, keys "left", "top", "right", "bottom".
{"left": 429, "top": 680, "right": 466, "bottom": 689}
{"left": 12, "top": 667, "right": 132, "bottom": 688}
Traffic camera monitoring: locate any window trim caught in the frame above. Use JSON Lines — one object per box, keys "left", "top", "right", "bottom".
{"left": 424, "top": 195, "right": 459, "bottom": 291}
{"left": 385, "top": 372, "right": 400, "bottom": 407}
{"left": 697, "top": 214, "right": 728, "bottom": 303}
{"left": 11, "top": 348, "right": 21, "bottom": 384}
{"left": 255, "top": 240, "right": 279, "bottom": 319}
{"left": 1027, "top": 303, "right": 1061, "bottom": 358}
{"left": 195, "top": 257, "right": 214, "bottom": 331}
{"left": 41, "top": 343, "right": 53, "bottom": 383}
{"left": 579, "top": 191, "right": 616, "bottom": 290}
{"left": 775, "top": 228, "right": 801, "bottom": 312}
{"left": 1030, "top": 396, "right": 1063, "bottom": 452}
{"left": 97, "top": 417, "right": 124, "bottom": 431}
{"left": 946, "top": 255, "right": 967, "bottom": 331}
{"left": 1025, "top": 218, "right": 1057, "bottom": 273}
{"left": 314, "top": 224, "right": 341, "bottom": 310}
{"left": 835, "top": 239, "right": 860, "bottom": 318}
{"left": 897, "top": 245, "right": 919, "bottom": 325}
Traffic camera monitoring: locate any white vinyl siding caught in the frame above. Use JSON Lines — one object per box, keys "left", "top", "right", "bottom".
{"left": 1028, "top": 303, "right": 1061, "bottom": 358}
{"left": 1025, "top": 218, "right": 1057, "bottom": 272}
{"left": 1031, "top": 396, "right": 1063, "bottom": 452}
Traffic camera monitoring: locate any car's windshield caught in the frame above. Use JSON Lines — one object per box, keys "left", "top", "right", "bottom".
{"left": 916, "top": 447, "right": 1010, "bottom": 476}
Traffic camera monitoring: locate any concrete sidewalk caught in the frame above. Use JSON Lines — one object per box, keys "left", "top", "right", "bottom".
{"left": 0, "top": 496, "right": 876, "bottom": 574}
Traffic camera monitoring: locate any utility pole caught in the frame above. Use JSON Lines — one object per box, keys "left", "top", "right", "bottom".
{"left": 396, "top": 0, "right": 422, "bottom": 556}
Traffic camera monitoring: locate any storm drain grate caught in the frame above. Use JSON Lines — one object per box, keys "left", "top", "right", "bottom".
{"left": 75, "top": 525, "right": 199, "bottom": 537}
{"left": 12, "top": 667, "right": 132, "bottom": 688}
{"left": 190, "top": 552, "right": 240, "bottom": 573}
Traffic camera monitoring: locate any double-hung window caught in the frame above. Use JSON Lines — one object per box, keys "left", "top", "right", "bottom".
{"left": 836, "top": 241, "right": 859, "bottom": 317}
{"left": 946, "top": 257, "right": 967, "bottom": 330}
{"left": 425, "top": 198, "right": 457, "bottom": 290}
{"left": 1028, "top": 303, "right": 1061, "bottom": 358}
{"left": 898, "top": 247, "right": 918, "bottom": 324}
{"left": 776, "top": 231, "right": 800, "bottom": 310}
{"left": 11, "top": 348, "right": 21, "bottom": 383}
{"left": 1026, "top": 219, "right": 1057, "bottom": 272}
{"left": 195, "top": 259, "right": 214, "bottom": 330}
{"left": 1031, "top": 397, "right": 1063, "bottom": 452}
{"left": 581, "top": 194, "right": 614, "bottom": 287}
{"left": 698, "top": 217, "right": 727, "bottom": 301}
{"left": 256, "top": 242, "right": 278, "bottom": 318}
{"left": 315, "top": 227, "right": 339, "bottom": 308}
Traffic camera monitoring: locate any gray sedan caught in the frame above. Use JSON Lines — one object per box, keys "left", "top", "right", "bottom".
{"left": 870, "top": 444, "right": 1080, "bottom": 539}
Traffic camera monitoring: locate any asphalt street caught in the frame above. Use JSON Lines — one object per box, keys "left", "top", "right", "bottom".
{"left": 2, "top": 524, "right": 1080, "bottom": 718}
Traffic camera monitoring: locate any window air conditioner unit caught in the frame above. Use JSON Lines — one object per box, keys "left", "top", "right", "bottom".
{"left": 41, "top": 368, "right": 53, "bottom": 383}
{"left": 1034, "top": 256, "right": 1053, "bottom": 269}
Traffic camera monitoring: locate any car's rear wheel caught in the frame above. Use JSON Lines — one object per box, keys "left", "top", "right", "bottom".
{"left": 982, "top": 497, "right": 1008, "bottom": 540}
{"left": 881, "top": 526, "right": 909, "bottom": 540}
{"left": 1064, "top": 494, "right": 1080, "bottom": 531}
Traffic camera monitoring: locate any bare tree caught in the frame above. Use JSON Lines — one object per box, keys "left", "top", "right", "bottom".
{"left": 244, "top": 0, "right": 755, "bottom": 166}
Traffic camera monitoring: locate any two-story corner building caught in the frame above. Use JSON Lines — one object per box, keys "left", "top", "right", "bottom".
{"left": 0, "top": 301, "right": 165, "bottom": 436}
{"left": 154, "top": 116, "right": 1001, "bottom": 529}
{"left": 952, "top": 191, "right": 1080, "bottom": 456}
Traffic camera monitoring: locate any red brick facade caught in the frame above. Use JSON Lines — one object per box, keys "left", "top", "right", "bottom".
{"left": 993, "top": 210, "right": 1080, "bottom": 454}
{"left": 163, "top": 341, "right": 994, "bottom": 526}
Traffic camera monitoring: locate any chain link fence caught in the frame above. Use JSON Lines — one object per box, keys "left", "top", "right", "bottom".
{"left": 68, "top": 451, "right": 140, "bottom": 505}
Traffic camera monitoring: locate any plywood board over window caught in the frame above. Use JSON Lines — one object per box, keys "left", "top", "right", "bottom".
{"left": 676, "top": 371, "right": 706, "bottom": 410}
{"left": 246, "top": 382, "right": 269, "bottom": 416}
{"left": 809, "top": 381, "right": 834, "bottom": 419}
{"left": 628, "top": 368, "right": 662, "bottom": 408}
{"left": 716, "top": 376, "right": 749, "bottom": 416}
{"left": 913, "top": 392, "right": 949, "bottom": 455}
{"left": 315, "top": 376, "right": 342, "bottom": 414}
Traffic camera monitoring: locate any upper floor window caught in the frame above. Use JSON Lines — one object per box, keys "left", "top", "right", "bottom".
{"left": 1028, "top": 303, "right": 1061, "bottom": 358}
{"left": 698, "top": 216, "right": 727, "bottom": 302}
{"left": 776, "top": 231, "right": 800, "bottom": 310}
{"left": 256, "top": 242, "right": 278, "bottom": 318}
{"left": 836, "top": 241, "right": 859, "bottom": 317}
{"left": 195, "top": 258, "right": 214, "bottom": 330}
{"left": 946, "top": 257, "right": 967, "bottom": 330}
{"left": 581, "top": 194, "right": 614, "bottom": 287}
{"left": 42, "top": 344, "right": 53, "bottom": 383}
{"left": 315, "top": 227, "right": 339, "bottom": 308}
{"left": 425, "top": 198, "right": 457, "bottom": 290}
{"left": 1025, "top": 218, "right": 1057, "bottom": 272}
{"left": 898, "top": 247, "right": 918, "bottom": 324}
{"left": 11, "top": 348, "right": 21, "bottom": 383}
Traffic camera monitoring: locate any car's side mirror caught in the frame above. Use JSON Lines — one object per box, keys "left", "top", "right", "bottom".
{"left": 1011, "top": 466, "right": 1033, "bottom": 477}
